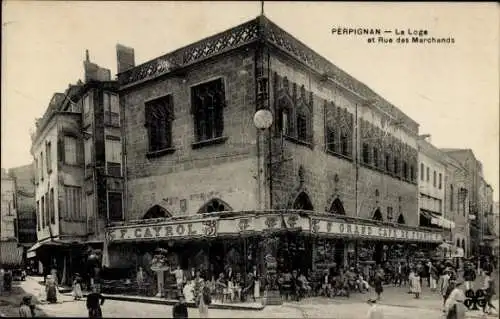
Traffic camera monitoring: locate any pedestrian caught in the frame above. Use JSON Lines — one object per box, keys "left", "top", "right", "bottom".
{"left": 373, "top": 268, "right": 384, "bottom": 301}
{"left": 409, "top": 268, "right": 421, "bottom": 299}
{"left": 19, "top": 296, "right": 34, "bottom": 317}
{"left": 441, "top": 272, "right": 452, "bottom": 307}
{"left": 45, "top": 275, "right": 58, "bottom": 304}
{"left": 366, "top": 298, "right": 384, "bottom": 319}
{"left": 444, "top": 280, "right": 466, "bottom": 319}
{"left": 86, "top": 285, "right": 105, "bottom": 319}
{"left": 196, "top": 281, "right": 211, "bottom": 318}
{"left": 72, "top": 273, "right": 83, "bottom": 300}
{"left": 172, "top": 294, "right": 188, "bottom": 319}
{"left": 482, "top": 271, "right": 497, "bottom": 315}
{"left": 463, "top": 262, "right": 475, "bottom": 291}
{"left": 430, "top": 263, "right": 438, "bottom": 291}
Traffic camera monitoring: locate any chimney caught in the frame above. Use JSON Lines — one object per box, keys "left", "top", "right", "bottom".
{"left": 116, "top": 44, "right": 135, "bottom": 73}
{"left": 83, "top": 50, "right": 111, "bottom": 82}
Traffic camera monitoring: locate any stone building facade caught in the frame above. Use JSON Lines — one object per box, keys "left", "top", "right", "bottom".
{"left": 107, "top": 15, "right": 442, "bottom": 281}
{"left": 9, "top": 164, "right": 37, "bottom": 246}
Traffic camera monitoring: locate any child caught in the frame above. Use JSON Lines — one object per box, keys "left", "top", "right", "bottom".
{"left": 72, "top": 273, "right": 83, "bottom": 300}
{"left": 409, "top": 269, "right": 421, "bottom": 299}
{"left": 86, "top": 285, "right": 105, "bottom": 318}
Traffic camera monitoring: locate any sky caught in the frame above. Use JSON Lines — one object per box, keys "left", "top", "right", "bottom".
{"left": 2, "top": 2, "right": 498, "bottom": 200}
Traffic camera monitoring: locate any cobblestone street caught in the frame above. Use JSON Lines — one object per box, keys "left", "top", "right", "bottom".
{"left": 17, "top": 277, "right": 498, "bottom": 318}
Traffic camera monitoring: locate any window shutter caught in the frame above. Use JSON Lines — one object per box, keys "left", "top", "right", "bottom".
{"left": 58, "top": 137, "right": 65, "bottom": 163}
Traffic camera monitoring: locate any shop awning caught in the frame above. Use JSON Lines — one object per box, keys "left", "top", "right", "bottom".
{"left": 26, "top": 238, "right": 73, "bottom": 258}
{"left": 421, "top": 210, "right": 455, "bottom": 229}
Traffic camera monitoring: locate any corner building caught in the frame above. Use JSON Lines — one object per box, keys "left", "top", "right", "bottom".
{"left": 108, "top": 16, "right": 443, "bottom": 293}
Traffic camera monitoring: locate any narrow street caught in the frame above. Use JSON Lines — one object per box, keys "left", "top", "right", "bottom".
{"left": 10, "top": 277, "right": 498, "bottom": 318}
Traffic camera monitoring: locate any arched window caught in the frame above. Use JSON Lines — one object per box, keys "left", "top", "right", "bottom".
{"left": 397, "top": 214, "right": 405, "bottom": 224}
{"left": 329, "top": 198, "right": 345, "bottom": 215}
{"left": 293, "top": 192, "right": 314, "bottom": 210}
{"left": 372, "top": 208, "right": 383, "bottom": 221}
{"left": 143, "top": 205, "right": 172, "bottom": 219}
{"left": 276, "top": 95, "right": 293, "bottom": 136}
{"left": 296, "top": 101, "right": 312, "bottom": 143}
{"left": 197, "top": 198, "right": 232, "bottom": 214}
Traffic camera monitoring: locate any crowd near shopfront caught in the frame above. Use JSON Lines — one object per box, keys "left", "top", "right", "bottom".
{"left": 91, "top": 205, "right": 447, "bottom": 304}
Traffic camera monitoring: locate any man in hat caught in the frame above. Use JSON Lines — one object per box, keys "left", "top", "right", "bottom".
{"left": 172, "top": 294, "right": 188, "bottom": 319}
{"left": 366, "top": 298, "right": 384, "bottom": 319}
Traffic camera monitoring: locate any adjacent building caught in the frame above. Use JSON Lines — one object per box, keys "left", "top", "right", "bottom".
{"left": 103, "top": 15, "right": 443, "bottom": 294}
{"left": 443, "top": 154, "right": 469, "bottom": 256}
{"left": 28, "top": 52, "right": 120, "bottom": 284}
{"left": 8, "top": 164, "right": 37, "bottom": 263}
{"left": 417, "top": 137, "right": 454, "bottom": 238}
{"left": 1, "top": 169, "right": 23, "bottom": 267}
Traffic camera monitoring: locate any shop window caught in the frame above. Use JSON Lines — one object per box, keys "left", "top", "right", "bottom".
{"left": 143, "top": 205, "right": 172, "bottom": 219}
{"left": 293, "top": 192, "right": 314, "bottom": 210}
{"left": 372, "top": 208, "right": 383, "bottom": 221}
{"left": 145, "top": 95, "right": 174, "bottom": 154}
{"left": 191, "top": 78, "right": 225, "bottom": 143}
{"left": 329, "top": 198, "right": 345, "bottom": 215}
{"left": 198, "top": 198, "right": 231, "bottom": 214}
{"left": 397, "top": 214, "right": 405, "bottom": 224}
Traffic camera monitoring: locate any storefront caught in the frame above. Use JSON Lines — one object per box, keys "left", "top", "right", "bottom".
{"left": 103, "top": 210, "right": 443, "bottom": 298}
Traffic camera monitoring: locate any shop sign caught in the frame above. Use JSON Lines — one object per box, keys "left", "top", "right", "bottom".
{"left": 106, "top": 219, "right": 217, "bottom": 242}
{"left": 310, "top": 218, "right": 443, "bottom": 243}
{"left": 218, "top": 213, "right": 308, "bottom": 235}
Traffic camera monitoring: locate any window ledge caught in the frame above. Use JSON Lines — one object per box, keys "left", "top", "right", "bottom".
{"left": 284, "top": 135, "right": 313, "bottom": 149}
{"left": 191, "top": 136, "right": 228, "bottom": 149}
{"left": 104, "top": 123, "right": 121, "bottom": 129}
{"left": 325, "top": 150, "right": 353, "bottom": 162}
{"left": 146, "top": 147, "right": 176, "bottom": 159}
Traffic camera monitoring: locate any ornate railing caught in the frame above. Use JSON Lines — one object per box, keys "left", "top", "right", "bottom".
{"left": 118, "top": 19, "right": 260, "bottom": 87}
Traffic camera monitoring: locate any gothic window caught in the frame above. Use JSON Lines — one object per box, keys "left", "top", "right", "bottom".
{"left": 326, "top": 126, "right": 337, "bottom": 153}
{"left": 362, "top": 143, "right": 370, "bottom": 164}
{"left": 296, "top": 101, "right": 312, "bottom": 144}
{"left": 145, "top": 95, "right": 174, "bottom": 153}
{"left": 393, "top": 158, "right": 399, "bottom": 176}
{"left": 191, "top": 79, "right": 225, "bottom": 142}
{"left": 198, "top": 199, "right": 231, "bottom": 214}
{"left": 340, "top": 132, "right": 349, "bottom": 156}
{"left": 293, "top": 192, "right": 314, "bottom": 210}
{"left": 373, "top": 147, "right": 379, "bottom": 168}
{"left": 372, "top": 209, "right": 383, "bottom": 221}
{"left": 278, "top": 108, "right": 291, "bottom": 136}
{"left": 329, "top": 198, "right": 345, "bottom": 215}
{"left": 397, "top": 214, "right": 406, "bottom": 224}
{"left": 143, "top": 205, "right": 172, "bottom": 219}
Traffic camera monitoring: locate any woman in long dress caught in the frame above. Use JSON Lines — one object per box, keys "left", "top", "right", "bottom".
{"left": 409, "top": 269, "right": 421, "bottom": 299}
{"left": 197, "top": 282, "right": 210, "bottom": 318}
{"left": 45, "top": 275, "right": 58, "bottom": 304}
{"left": 445, "top": 281, "right": 466, "bottom": 319}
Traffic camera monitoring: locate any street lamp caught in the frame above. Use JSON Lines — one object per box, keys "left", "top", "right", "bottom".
{"left": 253, "top": 108, "right": 282, "bottom": 305}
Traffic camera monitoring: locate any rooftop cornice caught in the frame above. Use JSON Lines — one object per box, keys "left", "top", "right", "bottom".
{"left": 118, "top": 16, "right": 418, "bottom": 132}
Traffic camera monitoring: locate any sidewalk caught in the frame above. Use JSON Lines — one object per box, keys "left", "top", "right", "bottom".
{"left": 29, "top": 276, "right": 264, "bottom": 311}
